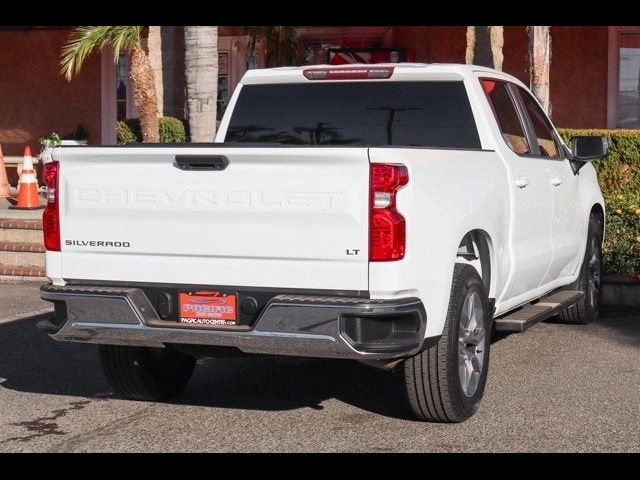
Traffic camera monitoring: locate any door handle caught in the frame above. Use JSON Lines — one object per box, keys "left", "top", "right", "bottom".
{"left": 174, "top": 155, "right": 229, "bottom": 171}
{"left": 551, "top": 177, "right": 563, "bottom": 186}
{"left": 514, "top": 177, "right": 529, "bottom": 189}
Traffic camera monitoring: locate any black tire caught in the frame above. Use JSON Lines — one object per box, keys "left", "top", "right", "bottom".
{"left": 558, "top": 215, "right": 603, "bottom": 325}
{"left": 404, "top": 264, "right": 491, "bottom": 423}
{"left": 99, "top": 345, "right": 196, "bottom": 401}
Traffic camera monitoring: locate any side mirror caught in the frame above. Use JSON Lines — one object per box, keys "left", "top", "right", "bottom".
{"left": 572, "top": 135, "right": 608, "bottom": 161}
{"left": 570, "top": 136, "right": 608, "bottom": 174}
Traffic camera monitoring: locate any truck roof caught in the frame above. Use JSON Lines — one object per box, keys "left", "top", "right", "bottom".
{"left": 240, "top": 63, "right": 527, "bottom": 88}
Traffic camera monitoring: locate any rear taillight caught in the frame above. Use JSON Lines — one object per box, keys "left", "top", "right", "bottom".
{"left": 369, "top": 163, "right": 408, "bottom": 261}
{"left": 42, "top": 161, "right": 60, "bottom": 251}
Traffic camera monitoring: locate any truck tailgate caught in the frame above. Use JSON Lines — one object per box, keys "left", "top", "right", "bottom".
{"left": 57, "top": 147, "right": 369, "bottom": 290}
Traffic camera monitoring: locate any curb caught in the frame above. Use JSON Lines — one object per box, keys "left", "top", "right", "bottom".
{"left": 602, "top": 275, "right": 640, "bottom": 308}
{"left": 0, "top": 275, "right": 47, "bottom": 282}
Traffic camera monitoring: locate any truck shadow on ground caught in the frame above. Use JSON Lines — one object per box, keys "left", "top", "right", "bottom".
{"left": 592, "top": 307, "right": 640, "bottom": 348}
{"left": 0, "top": 312, "right": 637, "bottom": 420}
{"left": 493, "top": 307, "right": 640, "bottom": 348}
{"left": 0, "top": 319, "right": 414, "bottom": 419}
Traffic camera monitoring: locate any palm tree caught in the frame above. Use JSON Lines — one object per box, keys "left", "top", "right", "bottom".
{"left": 60, "top": 26, "right": 160, "bottom": 143}
{"left": 466, "top": 26, "right": 504, "bottom": 70}
{"left": 528, "top": 26, "right": 552, "bottom": 115}
{"left": 246, "top": 26, "right": 299, "bottom": 67}
{"left": 147, "top": 26, "right": 164, "bottom": 117}
{"left": 184, "top": 26, "right": 218, "bottom": 142}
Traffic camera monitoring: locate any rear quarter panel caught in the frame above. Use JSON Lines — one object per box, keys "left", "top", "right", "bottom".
{"left": 368, "top": 148, "right": 510, "bottom": 338}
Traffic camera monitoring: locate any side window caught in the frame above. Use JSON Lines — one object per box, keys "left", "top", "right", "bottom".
{"left": 481, "top": 79, "right": 531, "bottom": 156}
{"left": 515, "top": 86, "right": 560, "bottom": 158}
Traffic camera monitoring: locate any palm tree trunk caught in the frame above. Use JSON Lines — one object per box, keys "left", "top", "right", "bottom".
{"left": 129, "top": 46, "right": 159, "bottom": 143}
{"left": 528, "top": 26, "right": 552, "bottom": 116}
{"left": 466, "top": 26, "right": 503, "bottom": 70}
{"left": 147, "top": 25, "right": 164, "bottom": 117}
{"left": 184, "top": 26, "right": 218, "bottom": 142}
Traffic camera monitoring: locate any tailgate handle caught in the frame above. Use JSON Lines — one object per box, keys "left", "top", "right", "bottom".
{"left": 174, "top": 155, "right": 229, "bottom": 171}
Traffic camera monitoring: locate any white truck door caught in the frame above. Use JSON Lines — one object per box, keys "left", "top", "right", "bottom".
{"left": 512, "top": 85, "right": 585, "bottom": 283}
{"left": 545, "top": 159, "right": 584, "bottom": 280}
{"left": 480, "top": 78, "right": 554, "bottom": 301}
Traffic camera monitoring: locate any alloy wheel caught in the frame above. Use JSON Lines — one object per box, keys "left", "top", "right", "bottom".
{"left": 458, "top": 291, "right": 486, "bottom": 397}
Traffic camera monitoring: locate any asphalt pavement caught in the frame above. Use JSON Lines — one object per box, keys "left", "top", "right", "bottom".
{"left": 0, "top": 280, "right": 51, "bottom": 324}
{"left": 0, "top": 283, "right": 638, "bottom": 452}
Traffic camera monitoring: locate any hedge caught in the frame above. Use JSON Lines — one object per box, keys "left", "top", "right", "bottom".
{"left": 559, "top": 129, "right": 640, "bottom": 276}
{"left": 116, "top": 117, "right": 187, "bottom": 144}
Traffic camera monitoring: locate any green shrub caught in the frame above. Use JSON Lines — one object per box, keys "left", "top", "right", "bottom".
{"left": 559, "top": 129, "right": 640, "bottom": 275}
{"left": 558, "top": 129, "right": 640, "bottom": 195}
{"left": 116, "top": 117, "right": 187, "bottom": 144}
{"left": 159, "top": 117, "right": 186, "bottom": 143}
{"left": 116, "top": 120, "right": 137, "bottom": 144}
{"left": 599, "top": 191, "right": 640, "bottom": 275}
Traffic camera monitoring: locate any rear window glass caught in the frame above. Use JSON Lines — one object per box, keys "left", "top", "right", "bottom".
{"left": 225, "top": 81, "right": 481, "bottom": 149}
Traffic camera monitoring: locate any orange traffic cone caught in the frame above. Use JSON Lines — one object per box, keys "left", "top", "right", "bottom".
{"left": 0, "top": 144, "right": 10, "bottom": 197}
{"left": 9, "top": 146, "right": 43, "bottom": 210}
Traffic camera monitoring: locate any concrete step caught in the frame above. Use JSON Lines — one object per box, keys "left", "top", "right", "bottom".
{"left": 0, "top": 264, "right": 45, "bottom": 278}
{"left": 0, "top": 218, "right": 44, "bottom": 243}
{"left": 0, "top": 206, "right": 47, "bottom": 279}
{"left": 0, "top": 241, "right": 45, "bottom": 268}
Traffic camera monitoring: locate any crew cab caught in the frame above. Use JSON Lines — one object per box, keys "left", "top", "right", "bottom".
{"left": 39, "top": 64, "right": 607, "bottom": 422}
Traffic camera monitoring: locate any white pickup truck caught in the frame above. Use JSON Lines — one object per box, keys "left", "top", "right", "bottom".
{"left": 40, "top": 64, "right": 608, "bottom": 422}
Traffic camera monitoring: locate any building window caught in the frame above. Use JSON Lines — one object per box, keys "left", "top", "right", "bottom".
{"left": 218, "top": 52, "right": 229, "bottom": 120}
{"left": 328, "top": 48, "right": 406, "bottom": 64}
{"left": 116, "top": 53, "right": 128, "bottom": 121}
{"left": 617, "top": 32, "right": 640, "bottom": 127}
{"left": 301, "top": 38, "right": 385, "bottom": 66}
{"left": 296, "top": 27, "right": 395, "bottom": 66}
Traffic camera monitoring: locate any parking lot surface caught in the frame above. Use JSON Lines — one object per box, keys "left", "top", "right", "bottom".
{"left": 0, "top": 306, "right": 638, "bottom": 452}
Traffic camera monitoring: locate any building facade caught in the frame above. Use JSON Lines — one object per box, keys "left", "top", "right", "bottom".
{"left": 0, "top": 26, "right": 638, "bottom": 157}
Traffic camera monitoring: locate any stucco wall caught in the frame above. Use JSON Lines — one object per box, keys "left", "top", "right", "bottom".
{"left": 548, "top": 26, "right": 608, "bottom": 128}
{"left": 397, "top": 26, "right": 609, "bottom": 128}
{"left": 428, "top": 26, "right": 467, "bottom": 63}
{"left": 216, "top": 26, "right": 610, "bottom": 128}
{"left": 0, "top": 28, "right": 101, "bottom": 156}
{"left": 160, "top": 26, "right": 186, "bottom": 119}
{"left": 502, "top": 26, "right": 609, "bottom": 128}
{"left": 391, "top": 26, "right": 430, "bottom": 62}
{"left": 0, "top": 26, "right": 612, "bottom": 162}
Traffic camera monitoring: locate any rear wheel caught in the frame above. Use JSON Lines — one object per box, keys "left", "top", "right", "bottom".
{"left": 100, "top": 345, "right": 196, "bottom": 401}
{"left": 559, "top": 215, "right": 603, "bottom": 325}
{"left": 404, "top": 264, "right": 491, "bottom": 422}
